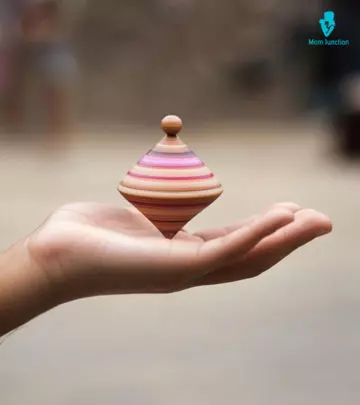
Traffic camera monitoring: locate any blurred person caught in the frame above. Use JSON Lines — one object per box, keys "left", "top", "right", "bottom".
{"left": 0, "top": 0, "right": 25, "bottom": 125}
{"left": 6, "top": 0, "right": 78, "bottom": 137}
{"left": 289, "top": 1, "right": 360, "bottom": 156}
{"left": 0, "top": 1, "right": 11, "bottom": 100}
{"left": 0, "top": 201, "right": 331, "bottom": 338}
{"left": 333, "top": 75, "right": 360, "bottom": 157}
{"left": 327, "top": 0, "right": 360, "bottom": 157}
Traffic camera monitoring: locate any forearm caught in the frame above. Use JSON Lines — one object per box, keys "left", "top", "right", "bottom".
{"left": 0, "top": 240, "right": 58, "bottom": 337}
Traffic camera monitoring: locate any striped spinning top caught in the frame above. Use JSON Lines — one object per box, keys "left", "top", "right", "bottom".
{"left": 118, "top": 115, "right": 223, "bottom": 238}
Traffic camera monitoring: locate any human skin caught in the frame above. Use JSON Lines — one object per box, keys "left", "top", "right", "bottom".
{"left": 0, "top": 201, "right": 332, "bottom": 337}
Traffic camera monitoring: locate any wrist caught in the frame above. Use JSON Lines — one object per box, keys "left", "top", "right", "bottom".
{"left": 0, "top": 240, "right": 61, "bottom": 336}
{"left": 26, "top": 231, "right": 85, "bottom": 304}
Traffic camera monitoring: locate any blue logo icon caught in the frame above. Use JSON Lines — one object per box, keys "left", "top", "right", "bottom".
{"left": 319, "top": 10, "right": 335, "bottom": 37}
{"left": 308, "top": 11, "right": 349, "bottom": 46}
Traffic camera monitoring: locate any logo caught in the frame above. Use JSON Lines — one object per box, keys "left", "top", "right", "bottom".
{"left": 319, "top": 11, "right": 335, "bottom": 37}
{"left": 308, "top": 10, "right": 349, "bottom": 46}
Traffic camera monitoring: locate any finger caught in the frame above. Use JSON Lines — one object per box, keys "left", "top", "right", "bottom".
{"left": 163, "top": 207, "right": 295, "bottom": 291}
{"left": 197, "top": 207, "right": 295, "bottom": 271}
{"left": 242, "top": 208, "right": 332, "bottom": 268}
{"left": 193, "top": 202, "right": 301, "bottom": 241}
{"left": 193, "top": 209, "right": 332, "bottom": 286}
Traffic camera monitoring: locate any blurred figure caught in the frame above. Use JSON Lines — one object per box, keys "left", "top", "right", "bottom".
{"left": 289, "top": 1, "right": 360, "bottom": 157}
{"left": 334, "top": 75, "right": 360, "bottom": 157}
{"left": 0, "top": 1, "right": 10, "bottom": 98}
{"left": 326, "top": 0, "right": 360, "bottom": 157}
{"left": 0, "top": 0, "right": 24, "bottom": 126}
{"left": 6, "top": 0, "right": 78, "bottom": 138}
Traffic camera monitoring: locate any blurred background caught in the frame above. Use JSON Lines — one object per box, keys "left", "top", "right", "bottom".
{"left": 0, "top": 1, "right": 360, "bottom": 404}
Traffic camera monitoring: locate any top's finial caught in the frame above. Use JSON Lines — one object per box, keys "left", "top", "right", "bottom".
{"left": 161, "top": 115, "right": 183, "bottom": 137}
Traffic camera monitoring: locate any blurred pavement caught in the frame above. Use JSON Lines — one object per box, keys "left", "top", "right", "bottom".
{"left": 0, "top": 121, "right": 359, "bottom": 405}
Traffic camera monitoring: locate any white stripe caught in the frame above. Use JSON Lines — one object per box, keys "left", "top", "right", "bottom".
{"left": 121, "top": 176, "right": 221, "bottom": 192}
{"left": 131, "top": 165, "right": 211, "bottom": 177}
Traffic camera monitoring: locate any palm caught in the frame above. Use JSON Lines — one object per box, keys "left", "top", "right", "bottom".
{"left": 52, "top": 202, "right": 169, "bottom": 238}
{"left": 29, "top": 202, "right": 331, "bottom": 297}
{"left": 49, "top": 202, "right": 208, "bottom": 245}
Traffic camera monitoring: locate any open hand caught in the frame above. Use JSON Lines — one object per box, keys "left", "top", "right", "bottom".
{"left": 27, "top": 202, "right": 332, "bottom": 302}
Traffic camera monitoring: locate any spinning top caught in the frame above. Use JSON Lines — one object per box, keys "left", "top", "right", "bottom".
{"left": 118, "top": 115, "right": 223, "bottom": 238}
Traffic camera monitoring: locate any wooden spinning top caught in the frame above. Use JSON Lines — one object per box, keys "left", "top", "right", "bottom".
{"left": 118, "top": 115, "right": 223, "bottom": 238}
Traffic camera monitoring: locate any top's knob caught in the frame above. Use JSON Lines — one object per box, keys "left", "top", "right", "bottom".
{"left": 161, "top": 115, "right": 183, "bottom": 137}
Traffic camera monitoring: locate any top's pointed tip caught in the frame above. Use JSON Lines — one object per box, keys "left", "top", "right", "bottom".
{"left": 161, "top": 115, "right": 183, "bottom": 137}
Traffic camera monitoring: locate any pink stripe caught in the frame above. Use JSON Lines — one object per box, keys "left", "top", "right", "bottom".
{"left": 140, "top": 155, "right": 203, "bottom": 167}
{"left": 128, "top": 172, "right": 214, "bottom": 181}
{"left": 137, "top": 162, "right": 205, "bottom": 169}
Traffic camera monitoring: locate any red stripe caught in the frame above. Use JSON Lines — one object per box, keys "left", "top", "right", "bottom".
{"left": 151, "top": 219, "right": 188, "bottom": 223}
{"left": 127, "top": 172, "right": 214, "bottom": 181}
{"left": 124, "top": 199, "right": 209, "bottom": 208}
